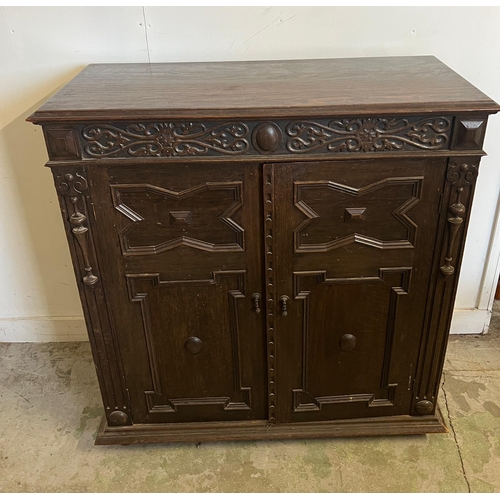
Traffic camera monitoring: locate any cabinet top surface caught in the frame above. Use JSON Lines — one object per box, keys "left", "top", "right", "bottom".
{"left": 29, "top": 56, "right": 500, "bottom": 122}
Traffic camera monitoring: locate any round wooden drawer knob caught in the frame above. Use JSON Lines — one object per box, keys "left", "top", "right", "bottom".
{"left": 339, "top": 334, "right": 356, "bottom": 351}
{"left": 185, "top": 336, "right": 203, "bottom": 354}
{"left": 252, "top": 122, "right": 281, "bottom": 153}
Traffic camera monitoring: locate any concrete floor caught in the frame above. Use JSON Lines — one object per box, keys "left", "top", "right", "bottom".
{"left": 1, "top": 310, "right": 500, "bottom": 493}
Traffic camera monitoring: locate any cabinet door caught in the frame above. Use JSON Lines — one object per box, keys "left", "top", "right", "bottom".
{"left": 89, "top": 162, "right": 267, "bottom": 424}
{"left": 271, "top": 158, "right": 445, "bottom": 423}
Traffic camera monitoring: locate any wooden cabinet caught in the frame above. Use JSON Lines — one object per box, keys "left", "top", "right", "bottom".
{"left": 29, "top": 56, "right": 499, "bottom": 444}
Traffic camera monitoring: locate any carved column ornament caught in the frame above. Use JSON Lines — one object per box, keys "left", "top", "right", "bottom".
{"left": 412, "top": 157, "right": 481, "bottom": 416}
{"left": 52, "top": 167, "right": 130, "bottom": 423}
{"left": 69, "top": 196, "right": 99, "bottom": 286}
{"left": 54, "top": 169, "right": 99, "bottom": 287}
{"left": 440, "top": 162, "right": 478, "bottom": 276}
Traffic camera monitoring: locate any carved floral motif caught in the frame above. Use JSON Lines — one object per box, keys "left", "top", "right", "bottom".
{"left": 80, "top": 116, "right": 453, "bottom": 158}
{"left": 82, "top": 122, "right": 249, "bottom": 157}
{"left": 55, "top": 171, "right": 88, "bottom": 195}
{"left": 286, "top": 117, "right": 451, "bottom": 153}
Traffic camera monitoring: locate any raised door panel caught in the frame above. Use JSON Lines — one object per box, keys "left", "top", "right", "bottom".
{"left": 271, "top": 158, "right": 445, "bottom": 423}
{"left": 88, "top": 162, "right": 267, "bottom": 424}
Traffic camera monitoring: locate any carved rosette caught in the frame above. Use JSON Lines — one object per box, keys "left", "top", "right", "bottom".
{"left": 285, "top": 117, "right": 451, "bottom": 153}
{"left": 440, "top": 162, "right": 478, "bottom": 276}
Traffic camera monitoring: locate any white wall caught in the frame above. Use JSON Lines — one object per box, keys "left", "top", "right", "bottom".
{"left": 1, "top": 6, "right": 499, "bottom": 341}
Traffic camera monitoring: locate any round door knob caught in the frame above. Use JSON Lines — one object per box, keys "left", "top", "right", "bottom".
{"left": 252, "top": 122, "right": 282, "bottom": 153}
{"left": 185, "top": 336, "right": 203, "bottom": 354}
{"left": 339, "top": 334, "right": 356, "bottom": 351}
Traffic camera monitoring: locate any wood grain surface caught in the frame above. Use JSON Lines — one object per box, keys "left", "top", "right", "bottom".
{"left": 28, "top": 56, "right": 500, "bottom": 122}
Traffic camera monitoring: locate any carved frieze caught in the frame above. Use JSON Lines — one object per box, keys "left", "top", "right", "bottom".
{"left": 286, "top": 117, "right": 451, "bottom": 153}
{"left": 82, "top": 122, "right": 249, "bottom": 157}
{"left": 77, "top": 116, "right": 453, "bottom": 159}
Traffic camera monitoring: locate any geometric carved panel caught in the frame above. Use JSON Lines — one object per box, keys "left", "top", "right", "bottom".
{"left": 344, "top": 207, "right": 367, "bottom": 221}
{"left": 453, "top": 119, "right": 486, "bottom": 150}
{"left": 292, "top": 267, "right": 411, "bottom": 412}
{"left": 45, "top": 128, "right": 81, "bottom": 160}
{"left": 294, "top": 177, "right": 423, "bottom": 252}
{"left": 126, "top": 271, "right": 251, "bottom": 414}
{"left": 111, "top": 182, "right": 244, "bottom": 255}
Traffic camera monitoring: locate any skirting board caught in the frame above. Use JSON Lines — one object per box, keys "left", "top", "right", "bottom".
{"left": 0, "top": 317, "right": 87, "bottom": 342}
{"left": 450, "top": 308, "right": 491, "bottom": 335}
{"left": 0, "top": 308, "right": 491, "bottom": 342}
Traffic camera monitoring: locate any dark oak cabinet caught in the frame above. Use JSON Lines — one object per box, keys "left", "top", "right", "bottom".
{"left": 29, "top": 57, "right": 499, "bottom": 444}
